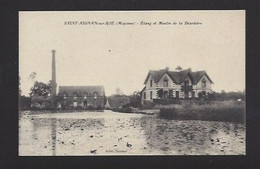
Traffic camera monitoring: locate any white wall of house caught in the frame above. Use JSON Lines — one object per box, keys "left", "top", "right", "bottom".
{"left": 193, "top": 75, "right": 212, "bottom": 97}
{"left": 143, "top": 75, "right": 157, "bottom": 100}
{"left": 145, "top": 75, "right": 156, "bottom": 89}
{"left": 157, "top": 73, "right": 175, "bottom": 89}
{"left": 141, "top": 73, "right": 213, "bottom": 103}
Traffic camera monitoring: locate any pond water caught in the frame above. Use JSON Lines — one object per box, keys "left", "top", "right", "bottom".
{"left": 19, "top": 110, "right": 245, "bottom": 156}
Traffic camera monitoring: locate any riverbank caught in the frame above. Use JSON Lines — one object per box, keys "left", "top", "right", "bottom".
{"left": 159, "top": 101, "right": 245, "bottom": 123}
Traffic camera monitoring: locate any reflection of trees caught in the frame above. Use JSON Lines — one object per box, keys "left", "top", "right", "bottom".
{"left": 31, "top": 117, "right": 57, "bottom": 155}
{"left": 140, "top": 116, "right": 220, "bottom": 154}
{"left": 31, "top": 117, "right": 105, "bottom": 155}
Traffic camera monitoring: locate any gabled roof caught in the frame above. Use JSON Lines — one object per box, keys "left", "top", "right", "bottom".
{"left": 143, "top": 68, "right": 213, "bottom": 85}
{"left": 168, "top": 69, "right": 191, "bottom": 84}
{"left": 189, "top": 71, "right": 214, "bottom": 84}
{"left": 57, "top": 86, "right": 105, "bottom": 97}
{"left": 143, "top": 69, "right": 167, "bottom": 84}
{"left": 140, "top": 86, "right": 146, "bottom": 94}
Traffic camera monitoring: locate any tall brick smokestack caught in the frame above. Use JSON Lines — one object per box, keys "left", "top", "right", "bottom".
{"left": 52, "top": 50, "right": 56, "bottom": 83}
{"left": 50, "top": 50, "right": 57, "bottom": 100}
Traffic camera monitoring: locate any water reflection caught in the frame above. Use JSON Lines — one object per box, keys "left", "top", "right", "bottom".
{"left": 19, "top": 111, "right": 245, "bottom": 155}
{"left": 140, "top": 116, "right": 245, "bottom": 155}
{"left": 51, "top": 118, "right": 57, "bottom": 156}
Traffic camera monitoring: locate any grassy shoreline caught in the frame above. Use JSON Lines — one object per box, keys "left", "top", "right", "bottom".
{"left": 159, "top": 101, "right": 245, "bottom": 123}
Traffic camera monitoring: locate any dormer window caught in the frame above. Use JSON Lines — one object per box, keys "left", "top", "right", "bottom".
{"left": 163, "top": 77, "right": 168, "bottom": 87}
{"left": 184, "top": 79, "right": 189, "bottom": 86}
{"left": 93, "top": 92, "right": 97, "bottom": 99}
{"left": 83, "top": 92, "right": 88, "bottom": 99}
{"left": 73, "top": 92, "right": 78, "bottom": 100}
{"left": 202, "top": 80, "right": 206, "bottom": 88}
{"left": 150, "top": 79, "right": 153, "bottom": 87}
{"left": 63, "top": 93, "right": 67, "bottom": 99}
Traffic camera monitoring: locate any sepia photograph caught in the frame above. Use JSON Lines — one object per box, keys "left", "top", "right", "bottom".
{"left": 19, "top": 11, "right": 245, "bottom": 156}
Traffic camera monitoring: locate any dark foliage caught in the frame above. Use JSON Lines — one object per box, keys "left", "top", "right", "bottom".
{"left": 30, "top": 81, "right": 52, "bottom": 97}
{"left": 129, "top": 91, "right": 142, "bottom": 108}
{"left": 141, "top": 100, "right": 156, "bottom": 109}
{"left": 207, "top": 91, "right": 245, "bottom": 101}
{"left": 153, "top": 98, "right": 181, "bottom": 105}
{"left": 159, "top": 101, "right": 245, "bottom": 123}
{"left": 19, "top": 95, "right": 31, "bottom": 110}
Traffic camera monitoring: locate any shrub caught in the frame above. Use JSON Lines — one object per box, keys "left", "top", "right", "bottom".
{"left": 159, "top": 101, "right": 245, "bottom": 123}
{"left": 96, "top": 106, "right": 103, "bottom": 110}
{"left": 87, "top": 105, "right": 94, "bottom": 110}
{"left": 153, "top": 99, "right": 181, "bottom": 105}
{"left": 118, "top": 107, "right": 132, "bottom": 113}
{"left": 141, "top": 100, "right": 156, "bottom": 109}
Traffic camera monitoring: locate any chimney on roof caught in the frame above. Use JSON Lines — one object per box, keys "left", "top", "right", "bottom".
{"left": 175, "top": 65, "right": 182, "bottom": 72}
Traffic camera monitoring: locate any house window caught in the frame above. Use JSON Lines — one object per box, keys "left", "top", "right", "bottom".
{"left": 163, "top": 78, "right": 168, "bottom": 87}
{"left": 150, "top": 79, "right": 153, "bottom": 87}
{"left": 73, "top": 93, "right": 77, "bottom": 100}
{"left": 202, "top": 80, "right": 206, "bottom": 88}
{"left": 150, "top": 91, "right": 153, "bottom": 100}
{"left": 63, "top": 93, "right": 67, "bottom": 99}
{"left": 144, "top": 92, "right": 146, "bottom": 99}
{"left": 83, "top": 92, "right": 88, "bottom": 99}
{"left": 73, "top": 101, "right": 77, "bottom": 107}
{"left": 93, "top": 92, "right": 97, "bottom": 99}
{"left": 184, "top": 79, "right": 189, "bottom": 86}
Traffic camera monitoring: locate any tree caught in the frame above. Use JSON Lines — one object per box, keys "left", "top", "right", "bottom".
{"left": 28, "top": 72, "right": 37, "bottom": 81}
{"left": 115, "top": 87, "right": 123, "bottom": 95}
{"left": 30, "top": 81, "right": 52, "bottom": 97}
{"left": 129, "top": 91, "right": 141, "bottom": 108}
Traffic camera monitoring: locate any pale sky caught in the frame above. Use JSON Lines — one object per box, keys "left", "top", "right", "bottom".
{"left": 19, "top": 11, "right": 245, "bottom": 96}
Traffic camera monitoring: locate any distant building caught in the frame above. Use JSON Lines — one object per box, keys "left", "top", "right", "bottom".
{"left": 57, "top": 86, "right": 105, "bottom": 109}
{"left": 140, "top": 67, "right": 213, "bottom": 104}
{"left": 31, "top": 50, "right": 105, "bottom": 109}
{"left": 105, "top": 95, "right": 130, "bottom": 109}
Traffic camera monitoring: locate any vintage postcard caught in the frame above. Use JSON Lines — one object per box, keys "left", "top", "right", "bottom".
{"left": 19, "top": 11, "right": 245, "bottom": 156}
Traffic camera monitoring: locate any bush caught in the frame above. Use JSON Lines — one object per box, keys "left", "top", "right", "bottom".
{"left": 87, "top": 105, "right": 94, "bottom": 110}
{"left": 118, "top": 107, "right": 132, "bottom": 113}
{"left": 159, "top": 101, "right": 245, "bottom": 123}
{"left": 153, "top": 98, "right": 181, "bottom": 105}
{"left": 96, "top": 106, "right": 103, "bottom": 110}
{"left": 141, "top": 100, "right": 156, "bottom": 109}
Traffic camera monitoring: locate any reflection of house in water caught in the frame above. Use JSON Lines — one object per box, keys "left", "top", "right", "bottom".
{"left": 31, "top": 50, "right": 105, "bottom": 109}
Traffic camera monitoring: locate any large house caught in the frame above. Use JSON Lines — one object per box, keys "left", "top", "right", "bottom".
{"left": 140, "top": 67, "right": 213, "bottom": 104}
{"left": 31, "top": 50, "right": 105, "bottom": 109}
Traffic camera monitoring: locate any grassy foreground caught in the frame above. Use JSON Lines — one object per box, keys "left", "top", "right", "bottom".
{"left": 159, "top": 101, "right": 245, "bottom": 123}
